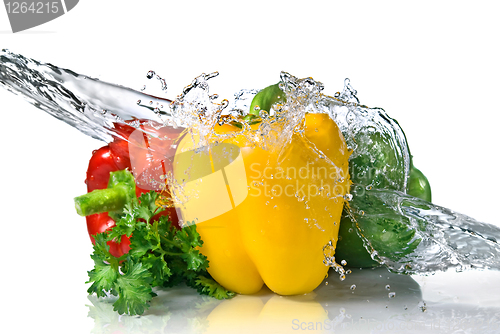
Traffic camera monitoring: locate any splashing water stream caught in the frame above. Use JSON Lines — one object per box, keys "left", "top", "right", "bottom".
{"left": 2, "top": 49, "right": 500, "bottom": 277}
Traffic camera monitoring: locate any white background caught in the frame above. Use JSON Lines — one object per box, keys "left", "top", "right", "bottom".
{"left": 1, "top": 1, "right": 499, "bottom": 333}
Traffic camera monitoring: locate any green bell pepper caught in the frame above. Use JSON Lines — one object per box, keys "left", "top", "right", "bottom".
{"left": 408, "top": 165, "right": 432, "bottom": 203}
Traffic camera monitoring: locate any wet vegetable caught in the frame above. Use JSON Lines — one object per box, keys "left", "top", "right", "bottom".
{"left": 173, "top": 114, "right": 351, "bottom": 295}
{"left": 408, "top": 165, "right": 432, "bottom": 203}
{"left": 75, "top": 170, "right": 234, "bottom": 315}
{"left": 251, "top": 83, "right": 432, "bottom": 269}
{"left": 335, "top": 147, "right": 432, "bottom": 268}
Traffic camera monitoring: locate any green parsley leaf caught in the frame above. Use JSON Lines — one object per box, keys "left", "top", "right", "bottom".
{"left": 175, "top": 225, "right": 208, "bottom": 271}
{"left": 134, "top": 191, "right": 160, "bottom": 222}
{"left": 113, "top": 259, "right": 154, "bottom": 316}
{"left": 141, "top": 252, "right": 171, "bottom": 287}
{"left": 85, "top": 185, "right": 235, "bottom": 316}
{"left": 86, "top": 233, "right": 119, "bottom": 298}
{"left": 192, "top": 275, "right": 236, "bottom": 300}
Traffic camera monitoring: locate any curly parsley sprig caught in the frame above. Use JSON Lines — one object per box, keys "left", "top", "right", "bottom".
{"left": 81, "top": 171, "right": 234, "bottom": 316}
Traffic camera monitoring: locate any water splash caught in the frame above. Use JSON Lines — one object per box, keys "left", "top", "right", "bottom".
{"left": 284, "top": 74, "right": 500, "bottom": 276}
{"left": 316, "top": 80, "right": 500, "bottom": 275}
{"left": 352, "top": 188, "right": 500, "bottom": 274}
{"left": 0, "top": 49, "right": 182, "bottom": 143}
{"left": 2, "top": 50, "right": 500, "bottom": 277}
{"left": 323, "top": 90, "right": 410, "bottom": 192}
{"left": 230, "top": 89, "right": 259, "bottom": 114}
{"left": 145, "top": 70, "right": 168, "bottom": 92}
{"left": 170, "top": 71, "right": 232, "bottom": 145}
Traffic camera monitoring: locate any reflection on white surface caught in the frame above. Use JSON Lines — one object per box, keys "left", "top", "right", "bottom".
{"left": 86, "top": 267, "right": 500, "bottom": 333}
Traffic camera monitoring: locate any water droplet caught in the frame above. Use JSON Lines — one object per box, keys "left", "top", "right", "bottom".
{"left": 346, "top": 110, "right": 356, "bottom": 124}
{"left": 159, "top": 78, "right": 167, "bottom": 91}
{"left": 350, "top": 284, "right": 356, "bottom": 290}
{"left": 140, "top": 85, "right": 146, "bottom": 91}
{"left": 388, "top": 292, "right": 396, "bottom": 298}
{"left": 341, "top": 259, "right": 347, "bottom": 266}
{"left": 136, "top": 100, "right": 141, "bottom": 105}
{"left": 259, "top": 122, "right": 271, "bottom": 136}
{"left": 146, "top": 70, "right": 155, "bottom": 79}
{"left": 385, "top": 284, "right": 391, "bottom": 290}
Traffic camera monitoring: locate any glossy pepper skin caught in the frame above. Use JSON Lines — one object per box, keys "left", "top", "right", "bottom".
{"left": 334, "top": 163, "right": 432, "bottom": 268}
{"left": 174, "top": 114, "right": 350, "bottom": 295}
{"left": 334, "top": 122, "right": 432, "bottom": 268}
{"left": 332, "top": 123, "right": 432, "bottom": 268}
{"left": 84, "top": 123, "right": 179, "bottom": 258}
{"left": 85, "top": 142, "right": 133, "bottom": 258}
{"left": 251, "top": 83, "right": 432, "bottom": 269}
{"left": 408, "top": 165, "right": 432, "bottom": 202}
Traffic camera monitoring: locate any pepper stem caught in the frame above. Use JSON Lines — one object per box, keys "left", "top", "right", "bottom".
{"left": 248, "top": 83, "right": 286, "bottom": 116}
{"left": 74, "top": 169, "right": 136, "bottom": 217}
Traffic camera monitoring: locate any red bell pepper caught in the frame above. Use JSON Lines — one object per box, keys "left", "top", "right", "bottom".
{"left": 84, "top": 122, "right": 180, "bottom": 258}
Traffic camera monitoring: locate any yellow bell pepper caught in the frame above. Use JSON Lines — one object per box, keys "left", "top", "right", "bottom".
{"left": 173, "top": 112, "right": 350, "bottom": 295}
